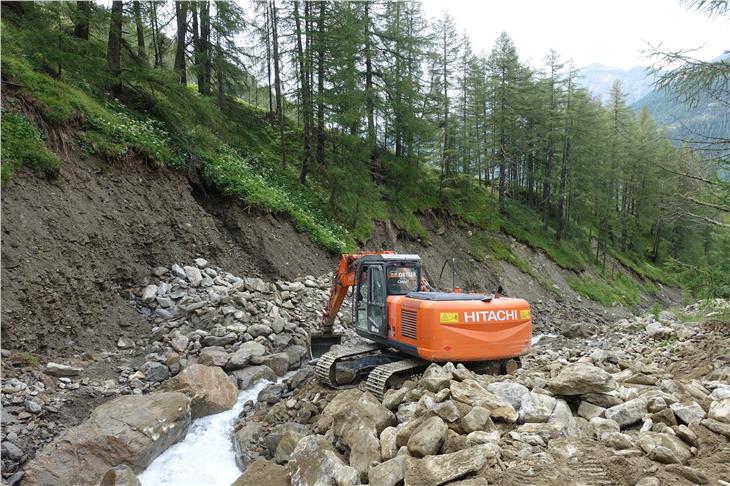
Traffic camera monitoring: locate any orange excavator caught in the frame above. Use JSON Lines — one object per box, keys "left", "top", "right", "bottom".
{"left": 312, "top": 251, "right": 532, "bottom": 397}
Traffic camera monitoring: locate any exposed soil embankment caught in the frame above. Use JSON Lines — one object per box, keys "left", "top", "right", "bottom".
{"left": 0, "top": 154, "right": 334, "bottom": 355}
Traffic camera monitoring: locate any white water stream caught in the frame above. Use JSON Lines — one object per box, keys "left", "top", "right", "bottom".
{"left": 139, "top": 378, "right": 277, "bottom": 486}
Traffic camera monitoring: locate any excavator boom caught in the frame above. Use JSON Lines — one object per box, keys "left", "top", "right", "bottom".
{"left": 310, "top": 251, "right": 395, "bottom": 357}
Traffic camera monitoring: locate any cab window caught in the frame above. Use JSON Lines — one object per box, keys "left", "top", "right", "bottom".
{"left": 386, "top": 265, "right": 419, "bottom": 295}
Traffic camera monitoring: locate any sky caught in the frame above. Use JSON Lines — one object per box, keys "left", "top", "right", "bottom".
{"left": 420, "top": 0, "right": 728, "bottom": 70}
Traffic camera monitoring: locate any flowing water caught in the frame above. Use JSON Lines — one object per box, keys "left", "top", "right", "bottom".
{"left": 139, "top": 378, "right": 276, "bottom": 486}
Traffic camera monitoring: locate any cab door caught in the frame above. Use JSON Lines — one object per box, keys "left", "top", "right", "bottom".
{"left": 367, "top": 265, "right": 387, "bottom": 337}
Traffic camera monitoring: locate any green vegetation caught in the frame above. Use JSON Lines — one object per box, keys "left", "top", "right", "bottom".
{"left": 567, "top": 271, "right": 656, "bottom": 306}
{"left": 1, "top": 107, "right": 60, "bottom": 184}
{"left": 1, "top": 1, "right": 727, "bottom": 303}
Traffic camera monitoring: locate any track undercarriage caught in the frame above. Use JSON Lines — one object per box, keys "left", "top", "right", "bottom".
{"left": 315, "top": 343, "right": 522, "bottom": 399}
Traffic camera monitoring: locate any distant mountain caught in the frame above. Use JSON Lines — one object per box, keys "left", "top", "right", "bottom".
{"left": 577, "top": 63, "right": 659, "bottom": 104}
{"left": 632, "top": 86, "right": 730, "bottom": 147}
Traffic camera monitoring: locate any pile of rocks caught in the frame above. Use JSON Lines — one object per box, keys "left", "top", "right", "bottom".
{"left": 230, "top": 302, "right": 730, "bottom": 486}
{"left": 124, "top": 260, "right": 344, "bottom": 392}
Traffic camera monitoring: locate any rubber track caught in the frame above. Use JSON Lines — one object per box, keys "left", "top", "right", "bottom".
{"left": 315, "top": 343, "right": 384, "bottom": 387}
{"left": 365, "top": 358, "right": 427, "bottom": 399}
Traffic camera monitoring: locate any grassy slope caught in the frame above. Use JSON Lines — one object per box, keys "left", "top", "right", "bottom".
{"left": 1, "top": 19, "right": 678, "bottom": 307}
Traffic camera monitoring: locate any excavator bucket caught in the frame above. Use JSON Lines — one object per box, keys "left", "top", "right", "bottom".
{"left": 309, "top": 331, "right": 343, "bottom": 359}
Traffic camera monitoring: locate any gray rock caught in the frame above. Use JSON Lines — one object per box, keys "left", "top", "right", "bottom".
{"left": 383, "top": 387, "right": 408, "bottom": 411}
{"left": 670, "top": 401, "right": 706, "bottom": 425}
{"left": 645, "top": 321, "right": 675, "bottom": 340}
{"left": 270, "top": 316, "right": 286, "bottom": 334}
{"left": 578, "top": 401, "right": 605, "bottom": 420}
{"left": 231, "top": 459, "right": 289, "bottom": 486}
{"left": 420, "top": 364, "right": 453, "bottom": 393}
{"left": 274, "top": 429, "right": 307, "bottom": 464}
{"left": 519, "top": 392, "right": 557, "bottom": 423}
{"left": 486, "top": 381, "right": 529, "bottom": 411}
{"left": 404, "top": 443, "right": 500, "bottom": 486}
{"left": 23, "top": 393, "right": 191, "bottom": 486}
{"left": 45, "top": 362, "right": 82, "bottom": 377}
{"left": 140, "top": 361, "right": 170, "bottom": 382}
{"left": 161, "top": 364, "right": 237, "bottom": 418}
{"left": 261, "top": 353, "right": 290, "bottom": 376}
{"left": 450, "top": 379, "right": 518, "bottom": 422}
{"left": 117, "top": 336, "right": 135, "bottom": 349}
{"left": 258, "top": 383, "right": 288, "bottom": 405}
{"left": 636, "top": 432, "right": 692, "bottom": 464}
{"left": 465, "top": 430, "right": 500, "bottom": 447}
{"left": 248, "top": 324, "right": 273, "bottom": 337}
{"left": 461, "top": 406, "right": 494, "bottom": 433}
{"left": 368, "top": 455, "right": 407, "bottom": 486}
{"left": 433, "top": 400, "right": 460, "bottom": 423}
{"left": 231, "top": 365, "right": 277, "bottom": 390}
{"left": 380, "top": 426, "right": 398, "bottom": 461}
{"left": 407, "top": 415, "right": 448, "bottom": 457}
{"left": 194, "top": 258, "right": 208, "bottom": 268}
{"left": 547, "top": 362, "right": 616, "bottom": 395}
{"left": 635, "top": 477, "right": 661, "bottom": 486}
{"left": 171, "top": 334, "right": 189, "bottom": 354}
{"left": 141, "top": 284, "right": 158, "bottom": 303}
{"left": 590, "top": 417, "right": 620, "bottom": 441}
{"left": 226, "top": 347, "right": 254, "bottom": 371}
{"left": 287, "top": 435, "right": 353, "bottom": 486}
{"left": 172, "top": 264, "right": 187, "bottom": 279}
{"left": 184, "top": 266, "right": 203, "bottom": 287}
{"left": 2, "top": 441, "right": 24, "bottom": 461}
{"left": 198, "top": 348, "right": 230, "bottom": 368}
{"left": 709, "top": 398, "right": 730, "bottom": 423}
{"left": 202, "top": 333, "right": 237, "bottom": 347}
{"left": 605, "top": 397, "right": 648, "bottom": 428}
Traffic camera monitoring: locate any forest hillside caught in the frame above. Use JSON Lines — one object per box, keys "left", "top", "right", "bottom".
{"left": 2, "top": 2, "right": 730, "bottom": 486}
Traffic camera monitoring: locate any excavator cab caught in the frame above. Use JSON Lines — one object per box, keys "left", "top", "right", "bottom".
{"left": 353, "top": 255, "right": 421, "bottom": 338}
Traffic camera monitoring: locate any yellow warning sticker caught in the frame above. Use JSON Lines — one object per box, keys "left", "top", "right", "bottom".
{"left": 440, "top": 312, "right": 459, "bottom": 323}
{"left": 520, "top": 309, "right": 531, "bottom": 320}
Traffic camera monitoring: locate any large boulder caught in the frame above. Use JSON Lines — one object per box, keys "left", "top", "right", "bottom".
{"left": 709, "top": 398, "right": 730, "bottom": 423}
{"left": 198, "top": 348, "right": 230, "bottom": 368}
{"left": 670, "top": 401, "right": 706, "bottom": 425}
{"left": 460, "top": 406, "right": 494, "bottom": 434}
{"left": 230, "top": 365, "right": 277, "bottom": 390}
{"left": 407, "top": 416, "right": 448, "bottom": 457}
{"left": 605, "top": 397, "right": 648, "bottom": 428}
{"left": 231, "top": 459, "right": 289, "bottom": 486}
{"left": 404, "top": 443, "right": 500, "bottom": 486}
{"left": 368, "top": 455, "right": 407, "bottom": 486}
{"left": 321, "top": 389, "right": 395, "bottom": 478}
{"left": 288, "top": 435, "right": 358, "bottom": 486}
{"left": 636, "top": 432, "right": 692, "bottom": 464}
{"left": 547, "top": 363, "right": 616, "bottom": 395}
{"left": 519, "top": 392, "right": 557, "bottom": 423}
{"left": 162, "top": 364, "right": 238, "bottom": 418}
{"left": 420, "top": 364, "right": 453, "bottom": 392}
{"left": 486, "top": 381, "right": 529, "bottom": 411}
{"left": 450, "top": 379, "right": 518, "bottom": 422}
{"left": 24, "top": 393, "right": 191, "bottom": 486}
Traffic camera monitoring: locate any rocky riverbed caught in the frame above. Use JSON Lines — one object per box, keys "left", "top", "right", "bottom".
{"left": 2, "top": 261, "right": 728, "bottom": 485}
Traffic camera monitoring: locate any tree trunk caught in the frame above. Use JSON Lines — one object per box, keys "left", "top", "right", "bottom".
{"left": 364, "top": 1, "right": 376, "bottom": 161}
{"left": 315, "top": 1, "right": 326, "bottom": 166}
{"left": 133, "top": 1, "right": 146, "bottom": 60}
{"left": 294, "top": 0, "right": 311, "bottom": 183}
{"left": 74, "top": 1, "right": 91, "bottom": 40}
{"left": 106, "top": 0, "right": 123, "bottom": 96}
{"left": 174, "top": 1, "right": 188, "bottom": 85}
{"left": 200, "top": 1, "right": 211, "bottom": 94}
{"left": 270, "top": 0, "right": 286, "bottom": 168}
{"left": 150, "top": 1, "right": 162, "bottom": 68}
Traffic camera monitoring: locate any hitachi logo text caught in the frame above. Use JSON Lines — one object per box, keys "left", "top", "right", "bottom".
{"left": 463, "top": 310, "right": 518, "bottom": 323}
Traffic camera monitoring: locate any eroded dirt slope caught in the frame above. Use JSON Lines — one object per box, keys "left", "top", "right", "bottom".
{"left": 1, "top": 155, "right": 334, "bottom": 355}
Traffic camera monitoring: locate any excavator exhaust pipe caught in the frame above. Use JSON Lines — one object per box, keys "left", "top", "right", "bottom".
{"left": 309, "top": 332, "right": 343, "bottom": 359}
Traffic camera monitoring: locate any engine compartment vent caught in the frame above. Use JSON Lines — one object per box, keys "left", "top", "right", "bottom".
{"left": 401, "top": 309, "right": 417, "bottom": 339}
